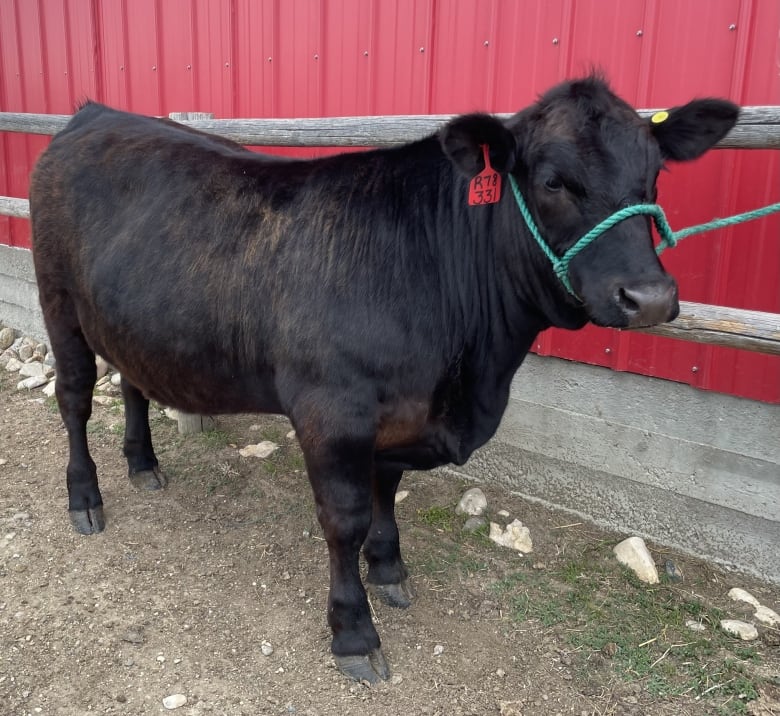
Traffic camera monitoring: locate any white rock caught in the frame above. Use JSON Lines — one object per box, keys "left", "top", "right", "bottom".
{"left": 394, "top": 490, "right": 410, "bottom": 504}
{"left": 613, "top": 537, "right": 659, "bottom": 584}
{"left": 433, "top": 644, "right": 444, "bottom": 656}
{"left": 754, "top": 605, "right": 779, "bottom": 626}
{"left": 462, "top": 516, "right": 486, "bottom": 532}
{"left": 95, "top": 355, "right": 110, "bottom": 379}
{"left": 110, "top": 372, "right": 122, "bottom": 386}
{"left": 728, "top": 587, "right": 761, "bottom": 608}
{"left": 261, "top": 641, "right": 274, "bottom": 656}
{"left": 720, "top": 619, "right": 758, "bottom": 640}
{"left": 42, "top": 380, "right": 56, "bottom": 398}
{"left": 489, "top": 519, "right": 533, "bottom": 553}
{"left": 455, "top": 487, "right": 487, "bottom": 516}
{"left": 0, "top": 349, "right": 17, "bottom": 368}
{"left": 164, "top": 408, "right": 180, "bottom": 421}
{"left": 239, "top": 441, "right": 278, "bottom": 458}
{"left": 286, "top": 429, "right": 296, "bottom": 439}
{"left": 18, "top": 344, "right": 33, "bottom": 361}
{"left": 18, "top": 362, "right": 45, "bottom": 378}
{"left": 92, "top": 395, "right": 113, "bottom": 405}
{"left": 5, "top": 357, "right": 22, "bottom": 372}
{"left": 17, "top": 375, "right": 48, "bottom": 390}
{"left": 685, "top": 620, "right": 707, "bottom": 632}
{"left": 162, "top": 694, "right": 187, "bottom": 710}
{"left": 0, "top": 327, "right": 15, "bottom": 351}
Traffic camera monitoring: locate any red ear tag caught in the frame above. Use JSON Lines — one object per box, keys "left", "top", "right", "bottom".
{"left": 468, "top": 144, "right": 502, "bottom": 206}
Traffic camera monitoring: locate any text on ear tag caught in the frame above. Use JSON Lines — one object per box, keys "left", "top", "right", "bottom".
{"left": 468, "top": 144, "right": 502, "bottom": 206}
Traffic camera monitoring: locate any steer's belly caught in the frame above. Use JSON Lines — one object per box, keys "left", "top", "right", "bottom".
{"left": 81, "top": 321, "right": 283, "bottom": 416}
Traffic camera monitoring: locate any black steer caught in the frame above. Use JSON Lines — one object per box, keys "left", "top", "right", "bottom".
{"left": 30, "top": 76, "right": 737, "bottom": 683}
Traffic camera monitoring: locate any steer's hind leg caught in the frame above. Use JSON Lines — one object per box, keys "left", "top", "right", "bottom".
{"left": 46, "top": 322, "right": 103, "bottom": 534}
{"left": 296, "top": 416, "right": 389, "bottom": 684}
{"left": 363, "top": 466, "right": 413, "bottom": 609}
{"left": 120, "top": 377, "right": 167, "bottom": 490}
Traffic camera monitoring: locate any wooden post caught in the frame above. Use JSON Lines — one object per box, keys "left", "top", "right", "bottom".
{"left": 175, "top": 413, "right": 216, "bottom": 435}
{"left": 168, "top": 111, "right": 217, "bottom": 434}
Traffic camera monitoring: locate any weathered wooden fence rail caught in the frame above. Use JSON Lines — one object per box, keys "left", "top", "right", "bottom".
{"left": 1, "top": 108, "right": 779, "bottom": 359}
{"left": 1, "top": 106, "right": 780, "bottom": 148}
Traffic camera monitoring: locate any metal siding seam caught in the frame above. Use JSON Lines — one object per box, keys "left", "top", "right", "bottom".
{"left": 62, "top": 0, "right": 75, "bottom": 108}
{"left": 37, "top": 0, "right": 48, "bottom": 108}
{"left": 229, "top": 0, "right": 238, "bottom": 119}
{"left": 425, "top": 0, "right": 436, "bottom": 115}
{"left": 485, "top": 0, "right": 498, "bottom": 110}
{"left": 367, "top": 0, "right": 378, "bottom": 116}
{"left": 154, "top": 0, "right": 163, "bottom": 112}
{"left": 190, "top": 0, "right": 199, "bottom": 110}
{"left": 121, "top": 0, "right": 130, "bottom": 106}
{"left": 90, "top": 0, "right": 103, "bottom": 103}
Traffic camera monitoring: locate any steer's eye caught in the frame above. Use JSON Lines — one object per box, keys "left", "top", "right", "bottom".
{"left": 544, "top": 176, "right": 564, "bottom": 193}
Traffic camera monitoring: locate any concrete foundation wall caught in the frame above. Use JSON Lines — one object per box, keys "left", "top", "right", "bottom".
{"left": 0, "top": 244, "right": 46, "bottom": 341}
{"left": 3, "top": 245, "right": 779, "bottom": 582}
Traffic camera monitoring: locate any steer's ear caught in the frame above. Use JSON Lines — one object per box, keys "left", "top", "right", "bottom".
{"left": 650, "top": 99, "right": 739, "bottom": 161}
{"left": 440, "top": 114, "right": 517, "bottom": 177}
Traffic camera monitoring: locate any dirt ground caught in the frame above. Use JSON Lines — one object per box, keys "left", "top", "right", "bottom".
{"left": 1, "top": 368, "right": 779, "bottom": 716}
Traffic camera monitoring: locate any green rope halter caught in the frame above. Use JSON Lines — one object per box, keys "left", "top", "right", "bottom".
{"left": 507, "top": 174, "right": 780, "bottom": 297}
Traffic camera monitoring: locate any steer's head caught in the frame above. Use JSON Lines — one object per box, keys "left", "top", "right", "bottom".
{"left": 440, "top": 76, "right": 739, "bottom": 329}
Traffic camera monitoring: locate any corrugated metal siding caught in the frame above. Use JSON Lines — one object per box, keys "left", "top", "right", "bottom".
{"left": 0, "top": 0, "right": 778, "bottom": 402}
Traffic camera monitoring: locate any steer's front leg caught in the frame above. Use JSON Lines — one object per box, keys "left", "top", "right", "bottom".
{"left": 299, "top": 426, "right": 389, "bottom": 683}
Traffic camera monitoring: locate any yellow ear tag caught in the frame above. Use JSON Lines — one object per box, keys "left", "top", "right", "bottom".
{"left": 651, "top": 110, "right": 669, "bottom": 124}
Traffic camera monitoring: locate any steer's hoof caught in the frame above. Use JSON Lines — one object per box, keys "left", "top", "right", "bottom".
{"left": 370, "top": 579, "right": 414, "bottom": 609}
{"left": 129, "top": 466, "right": 168, "bottom": 491}
{"left": 69, "top": 506, "right": 106, "bottom": 535}
{"left": 334, "top": 648, "right": 391, "bottom": 684}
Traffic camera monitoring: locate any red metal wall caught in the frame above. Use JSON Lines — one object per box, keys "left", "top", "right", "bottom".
{"left": 1, "top": 0, "right": 778, "bottom": 402}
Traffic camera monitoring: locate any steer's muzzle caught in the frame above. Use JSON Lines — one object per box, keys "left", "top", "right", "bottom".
{"left": 614, "top": 277, "right": 679, "bottom": 328}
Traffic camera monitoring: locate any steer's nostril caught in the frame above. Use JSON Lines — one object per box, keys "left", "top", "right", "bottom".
{"left": 614, "top": 282, "right": 678, "bottom": 327}
{"left": 616, "top": 287, "right": 640, "bottom": 314}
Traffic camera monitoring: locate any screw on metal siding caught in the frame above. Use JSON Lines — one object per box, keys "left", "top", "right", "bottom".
{"left": 691, "top": 366, "right": 699, "bottom": 372}
{"left": 729, "top": 23, "right": 736, "bottom": 30}
{"left": 186, "top": 65, "right": 191, "bottom": 70}
{"left": 313, "top": 54, "right": 319, "bottom": 60}
{"left": 605, "top": 348, "right": 612, "bottom": 354}
{"left": 552, "top": 38, "right": 559, "bottom": 45}
{"left": 419, "top": 47, "right": 425, "bottom": 53}
{"left": 636, "top": 29, "right": 643, "bottom": 37}
{"left": 225, "top": 62, "right": 230, "bottom": 67}
{"left": 267, "top": 57, "right": 272, "bottom": 62}
{"left": 484, "top": 40, "right": 489, "bottom": 46}
{"left": 152, "top": 65, "right": 157, "bottom": 71}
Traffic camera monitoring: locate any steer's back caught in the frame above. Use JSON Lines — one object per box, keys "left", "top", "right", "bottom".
{"left": 30, "top": 104, "right": 306, "bottom": 412}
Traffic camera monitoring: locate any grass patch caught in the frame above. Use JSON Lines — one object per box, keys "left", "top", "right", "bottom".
{"left": 197, "top": 429, "right": 235, "bottom": 450}
{"left": 416, "top": 505, "right": 456, "bottom": 532}
{"left": 491, "top": 546, "right": 767, "bottom": 714}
